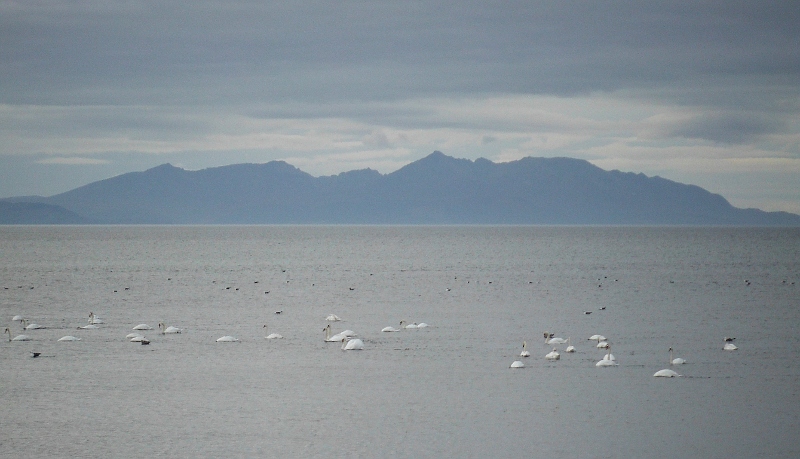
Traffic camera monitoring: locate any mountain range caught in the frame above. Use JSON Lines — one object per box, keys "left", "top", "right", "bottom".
{"left": 2, "top": 151, "right": 799, "bottom": 225}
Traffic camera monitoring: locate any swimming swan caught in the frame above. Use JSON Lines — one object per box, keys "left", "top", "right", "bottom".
{"left": 382, "top": 325, "right": 400, "bottom": 332}
{"left": 596, "top": 346, "right": 618, "bottom": 367}
{"left": 510, "top": 360, "right": 525, "bottom": 368}
{"left": 543, "top": 332, "right": 567, "bottom": 344}
{"left": 669, "top": 347, "right": 685, "bottom": 365}
{"left": 23, "top": 320, "right": 44, "bottom": 330}
{"left": 158, "top": 323, "right": 182, "bottom": 334}
{"left": 400, "top": 321, "right": 418, "bottom": 329}
{"left": 723, "top": 342, "right": 738, "bottom": 351}
{"left": 5, "top": 328, "right": 31, "bottom": 341}
{"left": 88, "top": 312, "right": 104, "bottom": 324}
{"left": 129, "top": 335, "right": 148, "bottom": 342}
{"left": 12, "top": 315, "right": 24, "bottom": 322}
{"left": 323, "top": 324, "right": 348, "bottom": 342}
{"left": 58, "top": 336, "right": 81, "bottom": 341}
{"left": 588, "top": 334, "right": 606, "bottom": 342}
{"left": 341, "top": 337, "right": 364, "bottom": 350}
{"left": 263, "top": 324, "right": 283, "bottom": 339}
{"left": 565, "top": 338, "right": 576, "bottom": 353}
{"left": 78, "top": 324, "right": 100, "bottom": 329}
{"left": 545, "top": 348, "right": 560, "bottom": 360}
{"left": 325, "top": 314, "right": 341, "bottom": 321}
{"left": 133, "top": 324, "right": 153, "bottom": 330}
{"left": 216, "top": 336, "right": 239, "bottom": 342}
{"left": 520, "top": 341, "right": 531, "bottom": 357}
{"left": 126, "top": 333, "right": 144, "bottom": 339}
{"left": 654, "top": 369, "right": 681, "bottom": 377}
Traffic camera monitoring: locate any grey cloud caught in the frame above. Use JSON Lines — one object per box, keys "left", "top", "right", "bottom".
{"left": 668, "top": 112, "right": 788, "bottom": 144}
{"left": 2, "top": 1, "right": 797, "bottom": 107}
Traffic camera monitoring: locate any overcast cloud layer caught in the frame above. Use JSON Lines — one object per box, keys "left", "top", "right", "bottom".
{"left": 1, "top": 1, "right": 799, "bottom": 213}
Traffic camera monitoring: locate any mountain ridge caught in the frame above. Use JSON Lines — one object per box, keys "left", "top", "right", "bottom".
{"left": 2, "top": 152, "right": 798, "bottom": 225}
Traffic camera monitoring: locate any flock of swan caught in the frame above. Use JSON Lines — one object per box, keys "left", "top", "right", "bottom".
{"left": 509, "top": 331, "right": 738, "bottom": 377}
{"left": 4, "top": 310, "right": 430, "bottom": 353}
{"left": 6, "top": 310, "right": 738, "bottom": 372}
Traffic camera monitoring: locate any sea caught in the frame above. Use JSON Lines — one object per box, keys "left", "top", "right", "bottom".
{"left": 1, "top": 225, "right": 799, "bottom": 458}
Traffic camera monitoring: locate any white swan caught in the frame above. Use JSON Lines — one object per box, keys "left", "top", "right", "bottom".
{"left": 545, "top": 348, "right": 560, "bottom": 360}
{"left": 723, "top": 342, "right": 738, "bottom": 351}
{"left": 416, "top": 323, "right": 429, "bottom": 328}
{"left": 565, "top": 337, "right": 576, "bottom": 353}
{"left": 669, "top": 347, "right": 686, "bottom": 365}
{"left": 325, "top": 314, "right": 341, "bottom": 321}
{"left": 400, "top": 320, "right": 418, "bottom": 329}
{"left": 597, "top": 341, "right": 610, "bottom": 349}
{"left": 12, "top": 315, "right": 24, "bottom": 322}
{"left": 23, "top": 320, "right": 44, "bottom": 330}
{"left": 543, "top": 332, "right": 567, "bottom": 344}
{"left": 216, "top": 336, "right": 239, "bottom": 342}
{"left": 129, "top": 335, "right": 148, "bottom": 342}
{"left": 158, "top": 322, "right": 182, "bottom": 334}
{"left": 510, "top": 360, "right": 525, "bottom": 368}
{"left": 596, "top": 346, "right": 618, "bottom": 367}
{"left": 382, "top": 326, "right": 400, "bottom": 332}
{"left": 88, "top": 312, "right": 104, "bottom": 324}
{"left": 520, "top": 341, "right": 531, "bottom": 357}
{"left": 58, "top": 336, "right": 81, "bottom": 341}
{"left": 126, "top": 333, "right": 143, "bottom": 339}
{"left": 78, "top": 324, "right": 100, "bottom": 329}
{"left": 263, "top": 324, "right": 283, "bottom": 339}
{"left": 654, "top": 369, "right": 681, "bottom": 377}
{"left": 341, "top": 337, "right": 364, "bottom": 350}
{"left": 132, "top": 324, "right": 152, "bottom": 330}
{"left": 323, "top": 324, "right": 348, "bottom": 342}
{"left": 5, "top": 328, "right": 31, "bottom": 341}
{"left": 588, "top": 334, "right": 606, "bottom": 342}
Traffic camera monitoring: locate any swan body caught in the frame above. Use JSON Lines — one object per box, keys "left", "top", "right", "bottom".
{"left": 58, "top": 336, "right": 81, "bottom": 341}
{"left": 323, "top": 324, "right": 348, "bottom": 342}
{"left": 416, "top": 323, "right": 429, "bottom": 328}
{"left": 5, "top": 328, "right": 31, "bottom": 341}
{"left": 400, "top": 321, "right": 418, "bottom": 329}
{"left": 12, "top": 315, "right": 24, "bottom": 322}
{"left": 597, "top": 341, "right": 610, "bottom": 349}
{"left": 588, "top": 334, "right": 606, "bottom": 342}
{"left": 341, "top": 337, "right": 364, "bottom": 350}
{"left": 88, "top": 312, "right": 104, "bottom": 324}
{"left": 669, "top": 347, "right": 685, "bottom": 365}
{"left": 78, "top": 324, "right": 100, "bottom": 329}
{"left": 723, "top": 342, "right": 738, "bottom": 350}
{"left": 126, "top": 333, "right": 143, "bottom": 339}
{"left": 545, "top": 348, "right": 560, "bottom": 360}
{"left": 543, "top": 332, "right": 567, "bottom": 344}
{"left": 129, "top": 335, "right": 148, "bottom": 342}
{"left": 158, "top": 323, "right": 182, "bottom": 334}
{"left": 23, "top": 320, "right": 44, "bottom": 330}
{"left": 263, "top": 324, "right": 283, "bottom": 339}
{"left": 510, "top": 360, "right": 525, "bottom": 368}
{"left": 325, "top": 314, "right": 341, "bottom": 321}
{"left": 216, "top": 336, "right": 239, "bottom": 342}
{"left": 565, "top": 337, "right": 576, "bottom": 353}
{"left": 596, "top": 346, "right": 618, "bottom": 366}
{"left": 654, "top": 369, "right": 681, "bottom": 377}
{"left": 133, "top": 324, "right": 152, "bottom": 330}
{"left": 520, "top": 341, "right": 531, "bottom": 357}
{"left": 382, "top": 326, "right": 400, "bottom": 332}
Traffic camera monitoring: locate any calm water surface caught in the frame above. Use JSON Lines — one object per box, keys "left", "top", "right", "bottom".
{"left": 1, "top": 226, "right": 799, "bottom": 458}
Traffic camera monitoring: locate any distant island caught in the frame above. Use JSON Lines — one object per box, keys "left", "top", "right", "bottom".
{"left": 2, "top": 151, "right": 799, "bottom": 225}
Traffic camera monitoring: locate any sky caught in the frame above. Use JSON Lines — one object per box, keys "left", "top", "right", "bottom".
{"left": 1, "top": 1, "right": 799, "bottom": 213}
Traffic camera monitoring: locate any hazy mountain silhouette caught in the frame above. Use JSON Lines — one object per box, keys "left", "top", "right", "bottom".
{"left": 2, "top": 151, "right": 799, "bottom": 225}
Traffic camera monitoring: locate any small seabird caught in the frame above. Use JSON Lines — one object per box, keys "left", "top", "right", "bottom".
{"left": 584, "top": 311, "right": 592, "bottom": 315}
{"left": 274, "top": 310, "right": 282, "bottom": 314}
